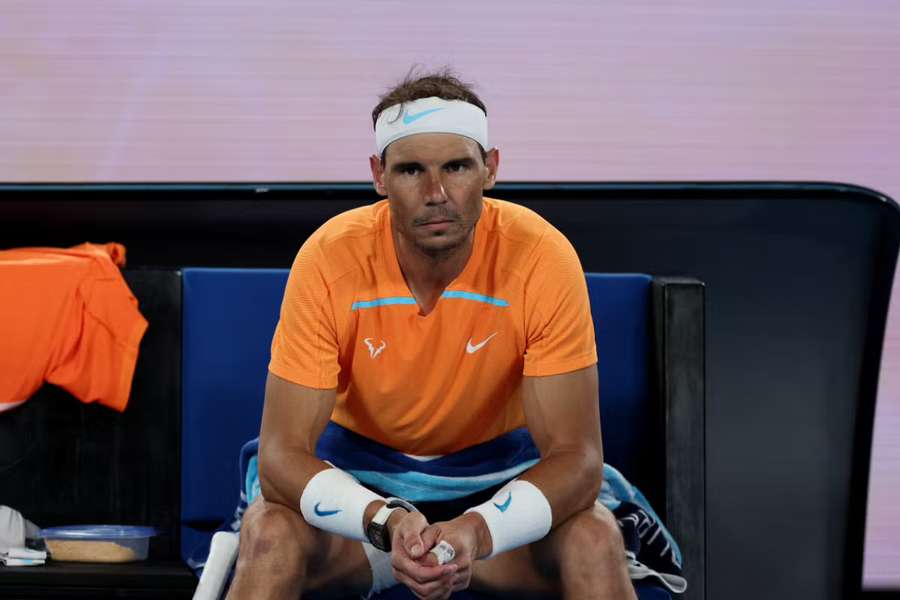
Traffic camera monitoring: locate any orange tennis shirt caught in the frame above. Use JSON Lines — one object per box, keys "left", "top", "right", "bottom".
{"left": 0, "top": 243, "right": 148, "bottom": 414}
{"left": 269, "top": 198, "right": 597, "bottom": 455}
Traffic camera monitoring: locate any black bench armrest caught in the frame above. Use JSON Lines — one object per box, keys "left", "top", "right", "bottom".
{"left": 653, "top": 277, "right": 706, "bottom": 600}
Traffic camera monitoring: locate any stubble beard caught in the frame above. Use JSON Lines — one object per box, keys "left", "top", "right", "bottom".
{"left": 404, "top": 199, "right": 482, "bottom": 263}
{"left": 414, "top": 227, "right": 468, "bottom": 262}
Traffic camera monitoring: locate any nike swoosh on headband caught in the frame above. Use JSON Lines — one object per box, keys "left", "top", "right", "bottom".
{"left": 493, "top": 492, "right": 512, "bottom": 513}
{"left": 314, "top": 502, "right": 342, "bottom": 517}
{"left": 403, "top": 107, "right": 444, "bottom": 125}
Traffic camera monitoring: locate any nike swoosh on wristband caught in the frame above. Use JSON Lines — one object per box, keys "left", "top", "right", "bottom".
{"left": 466, "top": 332, "right": 498, "bottom": 354}
{"left": 493, "top": 492, "right": 512, "bottom": 513}
{"left": 314, "top": 502, "right": 342, "bottom": 517}
{"left": 403, "top": 108, "right": 444, "bottom": 125}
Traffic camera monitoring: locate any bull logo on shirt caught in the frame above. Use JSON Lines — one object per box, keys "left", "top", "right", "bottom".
{"left": 363, "top": 338, "right": 387, "bottom": 359}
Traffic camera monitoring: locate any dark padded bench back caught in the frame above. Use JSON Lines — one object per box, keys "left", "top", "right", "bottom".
{"left": 180, "top": 269, "right": 654, "bottom": 560}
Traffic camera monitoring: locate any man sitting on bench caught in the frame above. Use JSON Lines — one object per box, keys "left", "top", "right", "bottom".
{"left": 226, "top": 69, "right": 636, "bottom": 600}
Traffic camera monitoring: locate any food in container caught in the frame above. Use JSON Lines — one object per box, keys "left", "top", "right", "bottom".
{"left": 39, "top": 525, "right": 158, "bottom": 563}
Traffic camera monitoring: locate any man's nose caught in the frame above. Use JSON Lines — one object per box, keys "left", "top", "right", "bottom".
{"left": 423, "top": 170, "right": 448, "bottom": 204}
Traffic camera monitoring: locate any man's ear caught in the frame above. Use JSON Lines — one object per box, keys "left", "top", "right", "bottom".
{"left": 369, "top": 154, "right": 388, "bottom": 196}
{"left": 483, "top": 147, "right": 500, "bottom": 191}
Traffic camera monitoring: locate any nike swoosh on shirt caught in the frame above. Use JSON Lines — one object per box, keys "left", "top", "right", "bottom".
{"left": 493, "top": 492, "right": 512, "bottom": 513}
{"left": 403, "top": 108, "right": 444, "bottom": 125}
{"left": 466, "top": 332, "right": 498, "bottom": 354}
{"left": 314, "top": 502, "right": 341, "bottom": 517}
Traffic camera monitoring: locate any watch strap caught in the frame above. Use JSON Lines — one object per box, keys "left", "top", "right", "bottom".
{"left": 386, "top": 497, "right": 418, "bottom": 514}
{"left": 371, "top": 503, "right": 397, "bottom": 527}
{"left": 366, "top": 497, "right": 417, "bottom": 552}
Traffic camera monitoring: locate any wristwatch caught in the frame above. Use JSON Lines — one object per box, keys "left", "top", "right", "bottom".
{"left": 365, "top": 497, "right": 417, "bottom": 552}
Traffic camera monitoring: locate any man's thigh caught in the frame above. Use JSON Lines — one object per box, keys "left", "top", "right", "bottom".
{"left": 469, "top": 501, "right": 621, "bottom": 599}
{"left": 304, "top": 533, "right": 373, "bottom": 598}
{"left": 470, "top": 540, "right": 558, "bottom": 598}
{"left": 241, "top": 497, "right": 373, "bottom": 598}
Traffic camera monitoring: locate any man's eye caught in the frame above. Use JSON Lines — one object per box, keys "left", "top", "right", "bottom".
{"left": 446, "top": 163, "right": 467, "bottom": 173}
{"left": 402, "top": 166, "right": 421, "bottom": 176}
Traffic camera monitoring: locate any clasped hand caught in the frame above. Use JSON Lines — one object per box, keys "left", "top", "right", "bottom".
{"left": 390, "top": 511, "right": 482, "bottom": 600}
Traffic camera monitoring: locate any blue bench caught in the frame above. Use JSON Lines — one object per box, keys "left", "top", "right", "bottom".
{"left": 180, "top": 268, "right": 705, "bottom": 599}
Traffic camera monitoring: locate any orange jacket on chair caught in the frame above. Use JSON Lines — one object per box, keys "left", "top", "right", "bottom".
{"left": 0, "top": 243, "right": 148, "bottom": 413}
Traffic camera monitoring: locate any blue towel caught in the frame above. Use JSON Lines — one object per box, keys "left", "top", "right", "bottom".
{"left": 190, "top": 423, "right": 686, "bottom": 594}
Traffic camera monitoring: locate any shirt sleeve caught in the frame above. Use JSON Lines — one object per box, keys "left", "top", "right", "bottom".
{"left": 268, "top": 238, "right": 341, "bottom": 389}
{"left": 522, "top": 228, "right": 597, "bottom": 377}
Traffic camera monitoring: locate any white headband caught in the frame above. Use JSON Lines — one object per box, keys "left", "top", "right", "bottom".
{"left": 374, "top": 96, "right": 488, "bottom": 155}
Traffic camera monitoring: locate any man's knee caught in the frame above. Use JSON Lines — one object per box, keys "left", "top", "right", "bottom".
{"left": 556, "top": 503, "right": 626, "bottom": 563}
{"left": 239, "top": 498, "right": 317, "bottom": 565}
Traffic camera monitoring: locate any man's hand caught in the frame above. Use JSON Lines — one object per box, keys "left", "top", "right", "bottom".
{"left": 390, "top": 510, "right": 458, "bottom": 600}
{"left": 419, "top": 512, "right": 491, "bottom": 594}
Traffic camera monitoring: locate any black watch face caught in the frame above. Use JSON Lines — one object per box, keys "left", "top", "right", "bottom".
{"left": 367, "top": 522, "right": 390, "bottom": 551}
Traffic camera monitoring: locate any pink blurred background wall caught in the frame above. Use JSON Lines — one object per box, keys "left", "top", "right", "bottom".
{"left": 1, "top": 0, "right": 898, "bottom": 588}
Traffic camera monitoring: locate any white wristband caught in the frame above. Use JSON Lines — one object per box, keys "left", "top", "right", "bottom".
{"left": 299, "top": 467, "right": 384, "bottom": 541}
{"left": 465, "top": 479, "right": 552, "bottom": 558}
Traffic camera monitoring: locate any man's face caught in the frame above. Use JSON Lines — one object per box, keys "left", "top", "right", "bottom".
{"left": 370, "top": 133, "right": 499, "bottom": 258}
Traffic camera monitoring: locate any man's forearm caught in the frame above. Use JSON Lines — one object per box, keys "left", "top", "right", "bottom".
{"left": 258, "top": 442, "right": 330, "bottom": 511}
{"left": 519, "top": 445, "right": 604, "bottom": 526}
{"left": 464, "top": 445, "right": 603, "bottom": 558}
{"left": 259, "top": 442, "right": 392, "bottom": 540}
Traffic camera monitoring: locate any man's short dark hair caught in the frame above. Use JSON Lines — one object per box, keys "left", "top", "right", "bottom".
{"left": 371, "top": 67, "right": 487, "bottom": 129}
{"left": 372, "top": 68, "right": 488, "bottom": 163}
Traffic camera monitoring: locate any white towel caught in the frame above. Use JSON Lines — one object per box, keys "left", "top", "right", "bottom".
{"left": 1, "top": 556, "right": 46, "bottom": 566}
{"left": 4, "top": 547, "right": 47, "bottom": 560}
{"left": 0, "top": 506, "right": 40, "bottom": 553}
{"left": 192, "top": 531, "right": 239, "bottom": 600}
